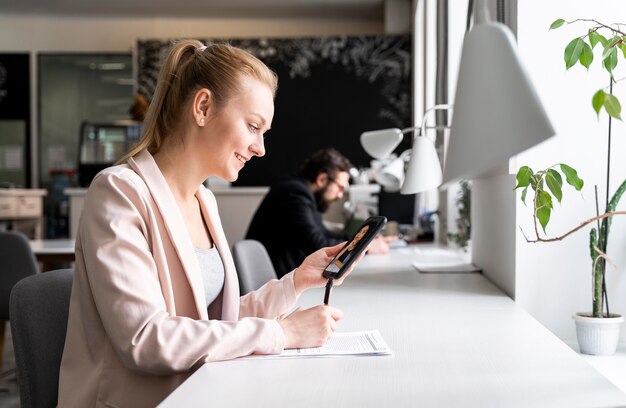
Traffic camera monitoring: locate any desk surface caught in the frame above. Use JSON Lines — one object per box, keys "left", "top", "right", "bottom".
{"left": 159, "top": 246, "right": 626, "bottom": 408}
{"left": 29, "top": 238, "right": 75, "bottom": 255}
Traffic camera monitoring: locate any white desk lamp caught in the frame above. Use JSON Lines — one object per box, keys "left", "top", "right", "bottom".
{"left": 360, "top": 104, "right": 452, "bottom": 194}
{"left": 361, "top": 0, "right": 554, "bottom": 194}
{"left": 442, "top": 0, "right": 555, "bottom": 186}
{"left": 374, "top": 150, "right": 411, "bottom": 191}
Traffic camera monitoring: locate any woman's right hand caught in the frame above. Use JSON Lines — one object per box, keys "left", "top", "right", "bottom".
{"left": 277, "top": 305, "right": 343, "bottom": 349}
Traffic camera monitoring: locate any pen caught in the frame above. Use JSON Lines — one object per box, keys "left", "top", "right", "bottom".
{"left": 323, "top": 278, "right": 334, "bottom": 305}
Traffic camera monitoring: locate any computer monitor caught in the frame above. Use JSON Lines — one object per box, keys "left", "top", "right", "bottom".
{"left": 377, "top": 190, "right": 415, "bottom": 225}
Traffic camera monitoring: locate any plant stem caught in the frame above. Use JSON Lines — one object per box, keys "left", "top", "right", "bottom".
{"left": 524, "top": 210, "right": 626, "bottom": 243}
{"left": 593, "top": 187, "right": 604, "bottom": 317}
{"left": 600, "top": 79, "right": 614, "bottom": 317}
{"left": 568, "top": 19, "right": 626, "bottom": 37}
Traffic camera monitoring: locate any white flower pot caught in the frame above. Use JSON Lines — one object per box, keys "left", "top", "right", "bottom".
{"left": 573, "top": 312, "right": 624, "bottom": 356}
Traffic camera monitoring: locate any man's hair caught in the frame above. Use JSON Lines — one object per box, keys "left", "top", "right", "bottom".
{"left": 299, "top": 147, "right": 353, "bottom": 182}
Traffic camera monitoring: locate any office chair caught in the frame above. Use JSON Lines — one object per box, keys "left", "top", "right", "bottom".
{"left": 0, "top": 231, "right": 40, "bottom": 373}
{"left": 232, "top": 240, "right": 278, "bottom": 295}
{"left": 10, "top": 268, "right": 73, "bottom": 408}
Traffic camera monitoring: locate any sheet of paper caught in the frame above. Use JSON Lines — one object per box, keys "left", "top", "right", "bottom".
{"left": 241, "top": 330, "right": 392, "bottom": 359}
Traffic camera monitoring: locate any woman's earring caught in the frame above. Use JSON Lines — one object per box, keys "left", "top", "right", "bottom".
{"left": 199, "top": 118, "right": 205, "bottom": 126}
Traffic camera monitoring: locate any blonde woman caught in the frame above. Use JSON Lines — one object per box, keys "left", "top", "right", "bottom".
{"left": 58, "top": 40, "right": 356, "bottom": 408}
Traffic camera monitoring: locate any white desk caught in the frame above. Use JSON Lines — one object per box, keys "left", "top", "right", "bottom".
{"left": 29, "top": 238, "right": 75, "bottom": 271}
{"left": 158, "top": 247, "right": 626, "bottom": 408}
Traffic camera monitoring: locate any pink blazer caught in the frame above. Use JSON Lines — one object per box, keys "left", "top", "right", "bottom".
{"left": 58, "top": 150, "right": 298, "bottom": 408}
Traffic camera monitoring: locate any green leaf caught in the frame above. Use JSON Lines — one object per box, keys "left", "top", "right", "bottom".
{"left": 537, "top": 190, "right": 553, "bottom": 210}
{"left": 589, "top": 30, "right": 603, "bottom": 49}
{"left": 559, "top": 164, "right": 584, "bottom": 190}
{"left": 621, "top": 43, "right": 626, "bottom": 59}
{"left": 536, "top": 191, "right": 553, "bottom": 233}
{"left": 604, "top": 93, "right": 622, "bottom": 119}
{"left": 564, "top": 38, "right": 585, "bottom": 69}
{"left": 603, "top": 42, "right": 618, "bottom": 73}
{"left": 579, "top": 41, "right": 594, "bottom": 68}
{"left": 592, "top": 90, "right": 606, "bottom": 116}
{"left": 547, "top": 168, "right": 563, "bottom": 186}
{"left": 603, "top": 37, "right": 620, "bottom": 54}
{"left": 549, "top": 19, "right": 566, "bottom": 30}
{"left": 545, "top": 171, "right": 563, "bottom": 203}
{"left": 515, "top": 166, "right": 533, "bottom": 189}
{"left": 521, "top": 185, "right": 529, "bottom": 204}
{"left": 537, "top": 206, "right": 551, "bottom": 233}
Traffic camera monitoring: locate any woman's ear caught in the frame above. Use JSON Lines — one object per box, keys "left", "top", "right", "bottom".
{"left": 193, "top": 88, "right": 211, "bottom": 126}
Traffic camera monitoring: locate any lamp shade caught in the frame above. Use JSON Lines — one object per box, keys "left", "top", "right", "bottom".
{"left": 376, "top": 156, "right": 405, "bottom": 191}
{"left": 401, "top": 136, "right": 442, "bottom": 194}
{"left": 360, "top": 129, "right": 403, "bottom": 160}
{"left": 442, "top": 20, "right": 555, "bottom": 186}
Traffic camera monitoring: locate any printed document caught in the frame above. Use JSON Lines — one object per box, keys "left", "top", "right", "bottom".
{"left": 242, "top": 330, "right": 392, "bottom": 359}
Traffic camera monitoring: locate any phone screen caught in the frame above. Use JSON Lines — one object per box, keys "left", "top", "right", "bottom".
{"left": 322, "top": 216, "right": 387, "bottom": 279}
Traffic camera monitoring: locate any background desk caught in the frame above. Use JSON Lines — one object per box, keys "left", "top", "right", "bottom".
{"left": 65, "top": 187, "right": 269, "bottom": 245}
{"left": 0, "top": 188, "right": 47, "bottom": 239}
{"left": 158, "top": 247, "right": 626, "bottom": 407}
{"left": 64, "top": 184, "right": 378, "bottom": 246}
{"left": 29, "top": 238, "right": 75, "bottom": 271}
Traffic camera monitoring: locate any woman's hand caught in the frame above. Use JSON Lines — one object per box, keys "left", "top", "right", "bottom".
{"left": 293, "top": 242, "right": 367, "bottom": 295}
{"left": 277, "top": 305, "right": 344, "bottom": 349}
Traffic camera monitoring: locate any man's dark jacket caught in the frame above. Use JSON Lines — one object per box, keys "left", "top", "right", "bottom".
{"left": 245, "top": 176, "right": 347, "bottom": 278}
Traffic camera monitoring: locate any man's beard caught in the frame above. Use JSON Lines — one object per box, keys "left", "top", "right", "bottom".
{"left": 314, "top": 186, "right": 332, "bottom": 213}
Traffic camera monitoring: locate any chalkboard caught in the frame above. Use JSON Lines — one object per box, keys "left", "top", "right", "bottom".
{"left": 136, "top": 35, "right": 412, "bottom": 186}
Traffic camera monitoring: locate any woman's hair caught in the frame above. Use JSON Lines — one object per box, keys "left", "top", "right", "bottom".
{"left": 118, "top": 39, "right": 278, "bottom": 163}
{"left": 299, "top": 147, "right": 354, "bottom": 183}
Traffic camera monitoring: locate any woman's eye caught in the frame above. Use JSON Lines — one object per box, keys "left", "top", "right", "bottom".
{"left": 249, "top": 124, "right": 259, "bottom": 133}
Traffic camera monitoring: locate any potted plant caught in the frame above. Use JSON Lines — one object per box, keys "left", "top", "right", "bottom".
{"left": 515, "top": 18, "right": 626, "bottom": 355}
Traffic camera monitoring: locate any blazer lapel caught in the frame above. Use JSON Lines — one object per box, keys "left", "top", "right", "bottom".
{"left": 127, "top": 150, "right": 208, "bottom": 319}
{"left": 196, "top": 188, "right": 240, "bottom": 321}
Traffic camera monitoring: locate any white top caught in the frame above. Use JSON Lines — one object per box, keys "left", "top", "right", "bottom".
{"left": 194, "top": 246, "right": 224, "bottom": 306}
{"left": 158, "top": 245, "right": 626, "bottom": 407}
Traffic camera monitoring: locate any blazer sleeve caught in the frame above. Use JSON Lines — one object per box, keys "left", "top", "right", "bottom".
{"left": 78, "top": 170, "right": 285, "bottom": 374}
{"left": 239, "top": 271, "right": 298, "bottom": 318}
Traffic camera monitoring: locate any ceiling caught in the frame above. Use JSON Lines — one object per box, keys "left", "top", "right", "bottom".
{"left": 0, "top": 0, "right": 386, "bottom": 19}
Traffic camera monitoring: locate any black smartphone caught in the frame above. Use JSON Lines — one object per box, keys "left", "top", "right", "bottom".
{"left": 322, "top": 216, "right": 387, "bottom": 280}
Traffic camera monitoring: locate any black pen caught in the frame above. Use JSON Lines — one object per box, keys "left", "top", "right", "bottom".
{"left": 323, "top": 278, "right": 334, "bottom": 305}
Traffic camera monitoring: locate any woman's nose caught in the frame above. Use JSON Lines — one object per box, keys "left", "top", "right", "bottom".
{"left": 250, "top": 134, "right": 265, "bottom": 157}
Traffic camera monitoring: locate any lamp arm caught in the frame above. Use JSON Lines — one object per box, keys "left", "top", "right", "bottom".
{"left": 397, "top": 104, "right": 454, "bottom": 145}
{"left": 419, "top": 103, "right": 454, "bottom": 138}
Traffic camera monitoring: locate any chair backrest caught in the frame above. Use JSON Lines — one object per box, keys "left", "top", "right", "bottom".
{"left": 10, "top": 268, "right": 73, "bottom": 408}
{"left": 0, "top": 231, "right": 40, "bottom": 320}
{"left": 232, "top": 239, "right": 278, "bottom": 295}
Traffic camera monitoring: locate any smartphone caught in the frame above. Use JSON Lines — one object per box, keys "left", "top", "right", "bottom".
{"left": 322, "top": 216, "right": 387, "bottom": 280}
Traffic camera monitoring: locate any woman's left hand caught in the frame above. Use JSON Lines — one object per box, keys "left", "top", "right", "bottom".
{"left": 293, "top": 242, "right": 367, "bottom": 295}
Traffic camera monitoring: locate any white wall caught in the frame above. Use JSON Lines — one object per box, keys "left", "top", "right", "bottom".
{"left": 515, "top": 0, "right": 626, "bottom": 343}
